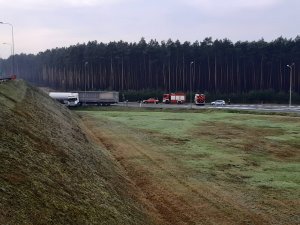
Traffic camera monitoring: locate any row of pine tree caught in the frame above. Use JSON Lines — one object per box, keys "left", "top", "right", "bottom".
{"left": 1, "top": 37, "right": 299, "bottom": 95}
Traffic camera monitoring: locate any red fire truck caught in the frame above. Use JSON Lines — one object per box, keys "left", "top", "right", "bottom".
{"left": 194, "top": 93, "right": 206, "bottom": 105}
{"left": 163, "top": 92, "right": 186, "bottom": 104}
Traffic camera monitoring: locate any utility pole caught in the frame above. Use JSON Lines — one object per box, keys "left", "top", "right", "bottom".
{"left": 287, "top": 63, "right": 295, "bottom": 108}
{"left": 190, "top": 61, "right": 194, "bottom": 109}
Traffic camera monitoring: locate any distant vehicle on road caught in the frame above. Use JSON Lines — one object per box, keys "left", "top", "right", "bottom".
{"left": 49, "top": 92, "right": 80, "bottom": 107}
{"left": 163, "top": 92, "right": 186, "bottom": 104}
{"left": 194, "top": 93, "right": 206, "bottom": 105}
{"left": 211, "top": 100, "right": 225, "bottom": 106}
{"left": 142, "top": 98, "right": 159, "bottom": 104}
{"left": 0, "top": 74, "right": 16, "bottom": 83}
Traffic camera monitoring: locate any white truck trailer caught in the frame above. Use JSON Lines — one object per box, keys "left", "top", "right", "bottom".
{"left": 77, "top": 91, "right": 119, "bottom": 106}
{"left": 49, "top": 92, "right": 80, "bottom": 107}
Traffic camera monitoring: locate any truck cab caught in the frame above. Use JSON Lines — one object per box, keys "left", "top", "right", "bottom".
{"left": 194, "top": 93, "right": 206, "bottom": 105}
{"left": 49, "top": 92, "right": 80, "bottom": 107}
{"left": 163, "top": 93, "right": 186, "bottom": 104}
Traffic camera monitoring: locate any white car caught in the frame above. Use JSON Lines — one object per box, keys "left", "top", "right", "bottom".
{"left": 211, "top": 100, "right": 225, "bottom": 106}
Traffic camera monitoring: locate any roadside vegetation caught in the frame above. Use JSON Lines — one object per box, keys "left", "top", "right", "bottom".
{"left": 77, "top": 107, "right": 300, "bottom": 224}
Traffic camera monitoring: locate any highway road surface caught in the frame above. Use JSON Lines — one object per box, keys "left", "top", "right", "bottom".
{"left": 116, "top": 102, "right": 300, "bottom": 114}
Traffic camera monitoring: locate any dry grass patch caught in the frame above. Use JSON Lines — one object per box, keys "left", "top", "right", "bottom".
{"left": 192, "top": 121, "right": 298, "bottom": 160}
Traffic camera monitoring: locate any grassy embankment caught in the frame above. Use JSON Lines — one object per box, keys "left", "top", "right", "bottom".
{"left": 0, "top": 80, "right": 154, "bottom": 225}
{"left": 76, "top": 107, "right": 300, "bottom": 224}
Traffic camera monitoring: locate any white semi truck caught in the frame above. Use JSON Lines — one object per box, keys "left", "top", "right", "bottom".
{"left": 49, "top": 91, "right": 119, "bottom": 106}
{"left": 49, "top": 92, "right": 80, "bottom": 107}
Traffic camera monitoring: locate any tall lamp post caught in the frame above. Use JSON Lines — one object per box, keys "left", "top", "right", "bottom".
{"left": 0, "top": 22, "right": 14, "bottom": 75}
{"left": 84, "top": 61, "right": 88, "bottom": 105}
{"left": 190, "top": 61, "right": 194, "bottom": 109}
{"left": 2, "top": 42, "right": 13, "bottom": 74}
{"left": 287, "top": 63, "right": 295, "bottom": 108}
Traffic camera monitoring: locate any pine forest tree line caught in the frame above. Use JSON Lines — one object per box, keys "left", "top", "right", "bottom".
{"left": 1, "top": 37, "right": 299, "bottom": 96}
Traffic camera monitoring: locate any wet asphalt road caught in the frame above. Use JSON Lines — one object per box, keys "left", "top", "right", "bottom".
{"left": 116, "top": 102, "right": 300, "bottom": 114}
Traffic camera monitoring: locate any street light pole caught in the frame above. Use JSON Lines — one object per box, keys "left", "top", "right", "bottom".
{"left": 0, "top": 22, "right": 14, "bottom": 75}
{"left": 190, "top": 61, "right": 194, "bottom": 109}
{"left": 287, "top": 63, "right": 295, "bottom": 108}
{"left": 84, "top": 62, "right": 88, "bottom": 106}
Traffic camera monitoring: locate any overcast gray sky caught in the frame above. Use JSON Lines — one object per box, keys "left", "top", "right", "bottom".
{"left": 0, "top": 0, "right": 299, "bottom": 59}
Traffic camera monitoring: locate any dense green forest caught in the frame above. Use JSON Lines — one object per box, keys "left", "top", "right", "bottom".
{"left": 1, "top": 37, "right": 299, "bottom": 102}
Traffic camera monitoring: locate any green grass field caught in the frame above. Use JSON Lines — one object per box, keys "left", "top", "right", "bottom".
{"left": 82, "top": 109, "right": 300, "bottom": 191}
{"left": 76, "top": 108, "right": 300, "bottom": 224}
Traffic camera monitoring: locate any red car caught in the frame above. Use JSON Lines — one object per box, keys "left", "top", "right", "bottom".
{"left": 142, "top": 98, "right": 159, "bottom": 104}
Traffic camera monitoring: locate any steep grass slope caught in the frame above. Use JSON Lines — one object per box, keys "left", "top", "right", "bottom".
{"left": 0, "top": 80, "right": 152, "bottom": 225}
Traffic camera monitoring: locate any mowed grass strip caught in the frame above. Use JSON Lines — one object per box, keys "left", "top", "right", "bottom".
{"left": 82, "top": 110, "right": 300, "bottom": 192}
